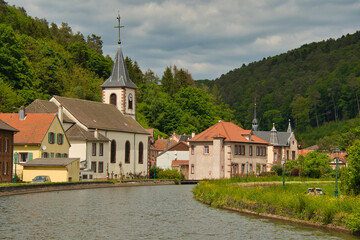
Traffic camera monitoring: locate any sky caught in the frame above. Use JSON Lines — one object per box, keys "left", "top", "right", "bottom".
{"left": 6, "top": 0, "right": 360, "bottom": 80}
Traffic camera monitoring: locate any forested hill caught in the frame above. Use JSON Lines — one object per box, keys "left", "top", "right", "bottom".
{"left": 197, "top": 31, "right": 360, "bottom": 132}
{"left": 0, "top": 1, "right": 113, "bottom": 112}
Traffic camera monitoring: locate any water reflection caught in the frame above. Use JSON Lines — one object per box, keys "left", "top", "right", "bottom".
{"left": 0, "top": 185, "right": 358, "bottom": 239}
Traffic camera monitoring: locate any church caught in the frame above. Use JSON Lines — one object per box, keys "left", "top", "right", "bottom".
{"left": 26, "top": 16, "right": 150, "bottom": 180}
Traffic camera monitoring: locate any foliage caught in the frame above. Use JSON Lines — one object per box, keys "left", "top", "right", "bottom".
{"left": 149, "top": 167, "right": 183, "bottom": 180}
{"left": 271, "top": 165, "right": 283, "bottom": 176}
{"left": 193, "top": 179, "right": 360, "bottom": 233}
{"left": 341, "top": 140, "right": 360, "bottom": 196}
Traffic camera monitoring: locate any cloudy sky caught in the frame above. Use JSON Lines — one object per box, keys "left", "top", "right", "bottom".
{"left": 6, "top": 0, "right": 360, "bottom": 80}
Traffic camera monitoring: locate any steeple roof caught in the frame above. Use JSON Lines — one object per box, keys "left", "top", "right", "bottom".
{"left": 100, "top": 46, "right": 137, "bottom": 89}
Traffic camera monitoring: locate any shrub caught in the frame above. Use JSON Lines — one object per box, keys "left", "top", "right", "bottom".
{"left": 157, "top": 169, "right": 184, "bottom": 180}
{"left": 271, "top": 165, "right": 283, "bottom": 176}
{"left": 290, "top": 168, "right": 299, "bottom": 177}
{"left": 307, "top": 168, "right": 322, "bottom": 178}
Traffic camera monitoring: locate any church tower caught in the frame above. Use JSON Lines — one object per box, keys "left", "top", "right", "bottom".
{"left": 101, "top": 14, "right": 137, "bottom": 120}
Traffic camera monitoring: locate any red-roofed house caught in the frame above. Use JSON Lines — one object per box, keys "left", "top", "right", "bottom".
{"left": 0, "top": 119, "right": 18, "bottom": 182}
{"left": 0, "top": 110, "right": 70, "bottom": 179}
{"left": 188, "top": 121, "right": 269, "bottom": 180}
{"left": 157, "top": 141, "right": 189, "bottom": 170}
{"left": 329, "top": 152, "right": 347, "bottom": 169}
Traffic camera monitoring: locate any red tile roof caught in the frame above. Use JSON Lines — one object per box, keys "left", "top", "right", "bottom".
{"left": 329, "top": 152, "right": 347, "bottom": 162}
{"left": 171, "top": 160, "right": 189, "bottom": 166}
{"left": 154, "top": 138, "right": 177, "bottom": 151}
{"left": 189, "top": 121, "right": 268, "bottom": 144}
{"left": 0, "top": 113, "right": 56, "bottom": 145}
{"left": 167, "top": 141, "right": 189, "bottom": 151}
{"left": 299, "top": 149, "right": 312, "bottom": 156}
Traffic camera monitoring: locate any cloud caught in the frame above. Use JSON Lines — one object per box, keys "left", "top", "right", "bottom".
{"left": 6, "top": 0, "right": 360, "bottom": 79}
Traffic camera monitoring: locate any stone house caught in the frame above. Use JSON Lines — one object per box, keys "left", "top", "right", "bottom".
{"left": 188, "top": 121, "right": 269, "bottom": 180}
{"left": 0, "top": 119, "right": 18, "bottom": 182}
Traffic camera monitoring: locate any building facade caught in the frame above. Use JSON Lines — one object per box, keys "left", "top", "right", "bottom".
{"left": 0, "top": 120, "right": 18, "bottom": 182}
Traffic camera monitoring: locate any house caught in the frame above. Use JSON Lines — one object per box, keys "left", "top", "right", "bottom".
{"left": 157, "top": 141, "right": 189, "bottom": 170}
{"left": 22, "top": 158, "right": 80, "bottom": 182}
{"left": 188, "top": 120, "right": 269, "bottom": 180}
{"left": 171, "top": 160, "right": 189, "bottom": 180}
{"left": 329, "top": 151, "right": 347, "bottom": 169}
{"left": 26, "top": 30, "right": 150, "bottom": 180}
{"left": 253, "top": 121, "right": 298, "bottom": 171}
{"left": 0, "top": 110, "right": 70, "bottom": 179}
{"left": 0, "top": 119, "right": 18, "bottom": 182}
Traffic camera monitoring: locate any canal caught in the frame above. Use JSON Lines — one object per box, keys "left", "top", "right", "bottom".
{"left": 0, "top": 185, "right": 358, "bottom": 239}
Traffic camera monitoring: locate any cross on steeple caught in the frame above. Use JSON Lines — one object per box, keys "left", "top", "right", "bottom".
{"left": 114, "top": 12, "right": 124, "bottom": 44}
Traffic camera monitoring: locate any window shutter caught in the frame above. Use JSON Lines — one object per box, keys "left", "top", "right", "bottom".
{"left": 29, "top": 152, "right": 33, "bottom": 161}
{"left": 57, "top": 134, "right": 60, "bottom": 144}
{"left": 48, "top": 132, "right": 51, "bottom": 143}
{"left": 51, "top": 152, "right": 54, "bottom": 158}
{"left": 14, "top": 152, "right": 18, "bottom": 164}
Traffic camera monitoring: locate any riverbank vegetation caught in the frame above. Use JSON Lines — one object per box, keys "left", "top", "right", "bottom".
{"left": 193, "top": 179, "right": 360, "bottom": 234}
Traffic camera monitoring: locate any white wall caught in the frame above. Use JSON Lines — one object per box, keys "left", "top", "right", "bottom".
{"left": 69, "top": 141, "right": 86, "bottom": 161}
{"left": 157, "top": 150, "right": 189, "bottom": 170}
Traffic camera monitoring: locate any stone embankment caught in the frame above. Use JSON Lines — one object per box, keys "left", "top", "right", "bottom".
{"left": 0, "top": 180, "right": 175, "bottom": 197}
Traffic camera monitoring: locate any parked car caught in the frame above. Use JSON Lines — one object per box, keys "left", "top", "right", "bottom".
{"left": 31, "top": 175, "right": 51, "bottom": 183}
{"left": 307, "top": 188, "right": 324, "bottom": 195}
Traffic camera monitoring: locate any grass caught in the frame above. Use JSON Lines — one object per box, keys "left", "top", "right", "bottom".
{"left": 193, "top": 178, "right": 360, "bottom": 234}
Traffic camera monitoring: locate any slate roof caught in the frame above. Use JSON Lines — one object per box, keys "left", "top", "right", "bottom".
{"left": 0, "top": 113, "right": 56, "bottom": 145}
{"left": 179, "top": 135, "right": 192, "bottom": 142}
{"left": 26, "top": 99, "right": 74, "bottom": 123}
{"left": 0, "top": 119, "right": 19, "bottom": 132}
{"left": 22, "top": 158, "right": 79, "bottom": 167}
{"left": 52, "top": 96, "right": 149, "bottom": 135}
{"left": 253, "top": 131, "right": 293, "bottom": 147}
{"left": 100, "top": 46, "right": 137, "bottom": 89}
{"left": 66, "top": 124, "right": 109, "bottom": 141}
{"left": 189, "top": 121, "right": 268, "bottom": 144}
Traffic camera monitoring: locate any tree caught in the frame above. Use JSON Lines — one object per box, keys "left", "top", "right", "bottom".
{"left": 161, "top": 66, "right": 174, "bottom": 94}
{"left": 341, "top": 140, "right": 360, "bottom": 195}
{"left": 262, "top": 109, "right": 284, "bottom": 131}
{"left": 291, "top": 95, "right": 310, "bottom": 131}
{"left": 302, "top": 152, "right": 332, "bottom": 178}
{"left": 86, "top": 34, "right": 103, "bottom": 54}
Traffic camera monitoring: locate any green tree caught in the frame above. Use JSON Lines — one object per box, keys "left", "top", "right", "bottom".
{"left": 262, "top": 109, "right": 284, "bottom": 131}
{"left": 341, "top": 140, "right": 360, "bottom": 195}
{"left": 161, "top": 66, "right": 174, "bottom": 95}
{"left": 291, "top": 95, "right": 310, "bottom": 131}
{"left": 302, "top": 152, "right": 332, "bottom": 177}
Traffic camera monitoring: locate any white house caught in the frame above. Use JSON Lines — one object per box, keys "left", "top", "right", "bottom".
{"left": 156, "top": 141, "right": 189, "bottom": 170}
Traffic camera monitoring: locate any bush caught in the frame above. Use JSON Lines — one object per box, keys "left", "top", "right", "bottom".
{"left": 271, "top": 165, "right": 283, "bottom": 176}
{"left": 157, "top": 169, "right": 184, "bottom": 180}
{"left": 307, "top": 168, "right": 322, "bottom": 178}
{"left": 290, "top": 168, "right": 299, "bottom": 177}
{"left": 149, "top": 167, "right": 163, "bottom": 179}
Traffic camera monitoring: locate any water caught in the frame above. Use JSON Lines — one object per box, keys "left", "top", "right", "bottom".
{"left": 0, "top": 185, "right": 358, "bottom": 239}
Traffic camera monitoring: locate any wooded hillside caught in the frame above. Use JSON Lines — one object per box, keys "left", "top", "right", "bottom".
{"left": 198, "top": 31, "right": 360, "bottom": 133}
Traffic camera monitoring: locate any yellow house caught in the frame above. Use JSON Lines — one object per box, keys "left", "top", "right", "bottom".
{"left": 22, "top": 158, "right": 80, "bottom": 182}
{"left": 0, "top": 110, "right": 70, "bottom": 178}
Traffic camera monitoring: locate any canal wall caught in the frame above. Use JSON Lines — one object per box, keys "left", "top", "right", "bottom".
{"left": 0, "top": 180, "right": 176, "bottom": 197}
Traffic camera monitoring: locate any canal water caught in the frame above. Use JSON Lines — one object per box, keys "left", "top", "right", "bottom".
{"left": 0, "top": 185, "right": 358, "bottom": 239}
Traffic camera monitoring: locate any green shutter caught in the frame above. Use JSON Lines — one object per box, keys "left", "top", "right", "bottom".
{"left": 51, "top": 152, "right": 54, "bottom": 158}
{"left": 14, "top": 152, "right": 18, "bottom": 164}
{"left": 57, "top": 134, "right": 60, "bottom": 144}
{"left": 29, "top": 152, "right": 33, "bottom": 161}
{"left": 48, "top": 132, "right": 51, "bottom": 143}
{"left": 42, "top": 152, "right": 45, "bottom": 158}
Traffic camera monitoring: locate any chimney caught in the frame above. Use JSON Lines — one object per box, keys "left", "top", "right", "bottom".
{"left": 19, "top": 106, "right": 25, "bottom": 120}
{"left": 58, "top": 104, "right": 63, "bottom": 125}
{"left": 191, "top": 132, "right": 195, "bottom": 138}
{"left": 94, "top": 128, "right": 99, "bottom": 139}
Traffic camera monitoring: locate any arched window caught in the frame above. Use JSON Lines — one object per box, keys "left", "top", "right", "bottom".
{"left": 111, "top": 140, "right": 116, "bottom": 163}
{"left": 128, "top": 93, "right": 133, "bottom": 109}
{"left": 125, "top": 141, "right": 130, "bottom": 164}
{"left": 138, "top": 142, "right": 143, "bottom": 164}
{"left": 110, "top": 94, "right": 117, "bottom": 106}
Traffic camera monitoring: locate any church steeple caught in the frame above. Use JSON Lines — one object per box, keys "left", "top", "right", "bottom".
{"left": 101, "top": 14, "right": 137, "bottom": 120}
{"left": 287, "top": 119, "right": 292, "bottom": 133}
{"left": 252, "top": 100, "right": 258, "bottom": 131}
{"left": 270, "top": 123, "right": 279, "bottom": 145}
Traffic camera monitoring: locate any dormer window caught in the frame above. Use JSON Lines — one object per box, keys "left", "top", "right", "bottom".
{"left": 128, "top": 93, "right": 133, "bottom": 109}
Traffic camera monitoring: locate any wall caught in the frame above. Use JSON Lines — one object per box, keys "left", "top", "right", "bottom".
{"left": 189, "top": 142, "right": 220, "bottom": 180}
{"left": 102, "top": 88, "right": 136, "bottom": 119}
{"left": 69, "top": 141, "right": 86, "bottom": 161}
{"left": 157, "top": 150, "right": 189, "bottom": 170}
{"left": 23, "top": 166, "right": 68, "bottom": 182}
{"left": 66, "top": 160, "right": 80, "bottom": 181}
{"left": 86, "top": 141, "right": 109, "bottom": 180}
{"left": 0, "top": 130, "right": 15, "bottom": 182}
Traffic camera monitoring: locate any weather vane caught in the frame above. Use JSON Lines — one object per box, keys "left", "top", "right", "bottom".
{"left": 115, "top": 11, "right": 124, "bottom": 44}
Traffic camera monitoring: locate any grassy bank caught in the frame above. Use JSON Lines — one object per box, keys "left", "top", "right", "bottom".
{"left": 193, "top": 178, "right": 360, "bottom": 234}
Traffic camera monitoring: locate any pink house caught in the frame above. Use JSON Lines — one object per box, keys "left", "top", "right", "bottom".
{"left": 188, "top": 121, "right": 269, "bottom": 180}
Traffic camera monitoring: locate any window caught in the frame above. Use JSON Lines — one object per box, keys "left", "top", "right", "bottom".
{"left": 138, "top": 142, "right": 143, "bottom": 164}
{"left": 256, "top": 146, "right": 259, "bottom": 156}
{"left": 48, "top": 132, "right": 55, "bottom": 144}
{"left": 82, "top": 174, "right": 88, "bottom": 180}
{"left": 43, "top": 152, "right": 49, "bottom": 158}
{"left": 110, "top": 93, "right": 117, "bottom": 106}
{"left": 292, "top": 151, "right": 296, "bottom": 160}
{"left": 55, "top": 153, "right": 61, "bottom": 158}
{"left": 191, "top": 164, "right": 194, "bottom": 174}
{"left": 4, "top": 138, "right": 8, "bottom": 152}
{"left": 274, "top": 152, "right": 278, "bottom": 161}
{"left": 92, "top": 143, "right": 97, "bottom": 156}
{"left": 249, "top": 146, "right": 253, "bottom": 156}
{"left": 63, "top": 153, "right": 68, "bottom": 158}
{"left": 111, "top": 140, "right": 116, "bottom": 163}
{"left": 98, "top": 162, "right": 104, "bottom": 173}
{"left": 128, "top": 93, "right": 133, "bottom": 109}
{"left": 125, "top": 141, "right": 130, "bottom": 164}
{"left": 241, "top": 164, "right": 245, "bottom": 174}
{"left": 99, "top": 143, "right": 104, "bottom": 156}
{"left": 191, "top": 145, "right": 194, "bottom": 155}
{"left": 57, "top": 133, "right": 64, "bottom": 145}
{"left": 241, "top": 145, "right": 245, "bottom": 155}
{"left": 286, "top": 150, "right": 289, "bottom": 160}
{"left": 204, "top": 145, "right": 209, "bottom": 154}
{"left": 234, "top": 145, "right": 238, "bottom": 155}
{"left": 249, "top": 164, "right": 253, "bottom": 172}
{"left": 19, "top": 153, "right": 28, "bottom": 162}
{"left": 91, "top": 161, "right": 97, "bottom": 172}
